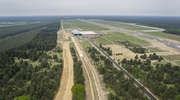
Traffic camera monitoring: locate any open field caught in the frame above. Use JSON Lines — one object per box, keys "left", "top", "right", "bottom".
{"left": 96, "top": 31, "right": 149, "bottom": 46}
{"left": 63, "top": 20, "right": 109, "bottom": 31}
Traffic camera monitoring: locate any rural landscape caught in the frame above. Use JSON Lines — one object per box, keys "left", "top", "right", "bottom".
{"left": 0, "top": 16, "right": 180, "bottom": 100}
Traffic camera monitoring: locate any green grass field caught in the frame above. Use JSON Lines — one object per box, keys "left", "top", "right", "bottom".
{"left": 63, "top": 20, "right": 109, "bottom": 31}
{"left": 96, "top": 32, "right": 149, "bottom": 46}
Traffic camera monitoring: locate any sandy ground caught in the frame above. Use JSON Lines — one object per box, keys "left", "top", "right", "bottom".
{"left": 54, "top": 27, "right": 74, "bottom": 100}
{"left": 104, "top": 44, "right": 136, "bottom": 61}
{"left": 72, "top": 37, "right": 107, "bottom": 100}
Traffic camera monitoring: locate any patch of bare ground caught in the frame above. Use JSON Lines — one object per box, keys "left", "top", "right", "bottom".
{"left": 54, "top": 27, "right": 74, "bottom": 100}
{"left": 104, "top": 44, "right": 137, "bottom": 61}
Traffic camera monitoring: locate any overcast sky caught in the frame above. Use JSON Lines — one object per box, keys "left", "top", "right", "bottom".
{"left": 0, "top": 0, "right": 180, "bottom": 16}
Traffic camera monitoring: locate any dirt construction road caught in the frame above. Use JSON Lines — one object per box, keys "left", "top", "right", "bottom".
{"left": 72, "top": 37, "right": 107, "bottom": 100}
{"left": 54, "top": 29, "right": 74, "bottom": 100}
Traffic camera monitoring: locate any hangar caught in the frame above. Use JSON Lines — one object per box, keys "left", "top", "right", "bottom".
{"left": 72, "top": 30, "right": 81, "bottom": 36}
{"left": 72, "top": 30, "right": 97, "bottom": 36}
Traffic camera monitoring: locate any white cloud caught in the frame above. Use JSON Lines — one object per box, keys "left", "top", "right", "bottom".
{"left": 0, "top": 0, "right": 179, "bottom": 16}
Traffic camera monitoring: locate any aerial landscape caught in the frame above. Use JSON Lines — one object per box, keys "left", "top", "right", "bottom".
{"left": 0, "top": 0, "right": 180, "bottom": 100}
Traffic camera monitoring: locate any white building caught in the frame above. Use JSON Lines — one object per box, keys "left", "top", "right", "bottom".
{"left": 72, "top": 29, "right": 97, "bottom": 36}
{"left": 72, "top": 30, "right": 80, "bottom": 35}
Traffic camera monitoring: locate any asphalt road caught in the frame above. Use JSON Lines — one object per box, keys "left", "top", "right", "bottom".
{"left": 81, "top": 20, "right": 180, "bottom": 50}
{"left": 83, "top": 36, "right": 158, "bottom": 100}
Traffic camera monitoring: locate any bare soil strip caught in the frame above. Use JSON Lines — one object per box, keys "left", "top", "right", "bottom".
{"left": 72, "top": 37, "right": 107, "bottom": 100}
{"left": 54, "top": 28, "right": 74, "bottom": 100}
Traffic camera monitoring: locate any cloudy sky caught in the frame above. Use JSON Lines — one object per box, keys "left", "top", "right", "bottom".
{"left": 0, "top": 0, "right": 179, "bottom": 16}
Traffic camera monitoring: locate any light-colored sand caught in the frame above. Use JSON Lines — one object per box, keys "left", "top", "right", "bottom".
{"left": 104, "top": 44, "right": 137, "bottom": 61}
{"left": 54, "top": 28, "right": 74, "bottom": 100}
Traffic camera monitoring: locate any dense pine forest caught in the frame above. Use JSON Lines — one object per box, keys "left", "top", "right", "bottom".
{"left": 0, "top": 21, "right": 63, "bottom": 100}
{"left": 121, "top": 54, "right": 180, "bottom": 100}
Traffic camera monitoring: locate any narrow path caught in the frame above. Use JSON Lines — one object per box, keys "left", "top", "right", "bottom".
{"left": 54, "top": 26, "right": 74, "bottom": 100}
{"left": 72, "top": 37, "right": 107, "bottom": 100}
